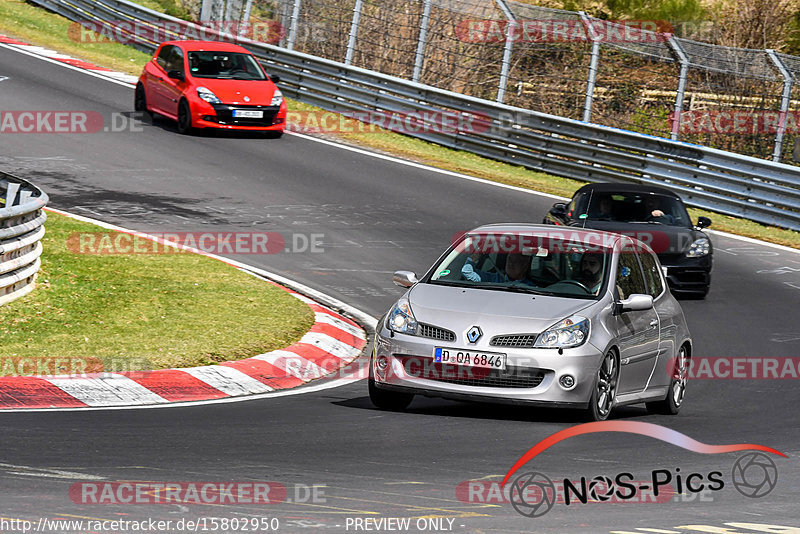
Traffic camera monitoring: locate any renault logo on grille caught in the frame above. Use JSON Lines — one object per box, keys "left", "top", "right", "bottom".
{"left": 466, "top": 326, "right": 482, "bottom": 343}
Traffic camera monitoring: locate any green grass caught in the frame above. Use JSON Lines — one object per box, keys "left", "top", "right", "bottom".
{"left": 0, "top": 212, "right": 314, "bottom": 370}
{"left": 1, "top": 0, "right": 798, "bottom": 248}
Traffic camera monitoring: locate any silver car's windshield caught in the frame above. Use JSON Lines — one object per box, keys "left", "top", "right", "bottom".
{"left": 428, "top": 233, "right": 610, "bottom": 298}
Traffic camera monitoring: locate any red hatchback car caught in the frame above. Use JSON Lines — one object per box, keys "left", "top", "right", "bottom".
{"left": 135, "top": 40, "right": 286, "bottom": 136}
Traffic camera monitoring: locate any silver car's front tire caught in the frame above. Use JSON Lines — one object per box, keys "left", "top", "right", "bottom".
{"left": 647, "top": 345, "right": 688, "bottom": 415}
{"left": 369, "top": 379, "right": 414, "bottom": 411}
{"left": 585, "top": 349, "right": 618, "bottom": 421}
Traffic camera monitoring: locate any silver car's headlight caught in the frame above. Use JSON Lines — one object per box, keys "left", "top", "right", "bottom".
{"left": 686, "top": 238, "right": 710, "bottom": 257}
{"left": 535, "top": 315, "right": 589, "bottom": 349}
{"left": 270, "top": 89, "right": 283, "bottom": 107}
{"left": 387, "top": 297, "right": 418, "bottom": 335}
{"left": 197, "top": 87, "right": 222, "bottom": 104}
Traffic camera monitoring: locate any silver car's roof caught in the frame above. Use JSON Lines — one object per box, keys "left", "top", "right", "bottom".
{"left": 465, "top": 223, "right": 627, "bottom": 243}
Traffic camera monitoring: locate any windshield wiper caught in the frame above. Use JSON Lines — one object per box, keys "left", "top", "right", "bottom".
{"left": 468, "top": 283, "right": 551, "bottom": 295}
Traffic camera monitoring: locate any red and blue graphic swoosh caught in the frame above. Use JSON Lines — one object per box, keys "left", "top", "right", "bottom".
{"left": 501, "top": 421, "right": 785, "bottom": 487}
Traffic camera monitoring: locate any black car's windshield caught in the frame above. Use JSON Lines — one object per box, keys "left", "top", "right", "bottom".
{"left": 188, "top": 51, "right": 266, "bottom": 80}
{"left": 578, "top": 191, "right": 690, "bottom": 227}
{"left": 428, "top": 232, "right": 611, "bottom": 298}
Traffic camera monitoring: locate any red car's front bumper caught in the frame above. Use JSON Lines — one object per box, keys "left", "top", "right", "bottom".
{"left": 191, "top": 99, "right": 287, "bottom": 131}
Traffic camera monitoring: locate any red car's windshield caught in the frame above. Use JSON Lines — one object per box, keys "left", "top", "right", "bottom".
{"left": 187, "top": 51, "right": 266, "bottom": 80}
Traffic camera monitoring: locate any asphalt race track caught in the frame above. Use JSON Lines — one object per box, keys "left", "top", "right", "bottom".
{"left": 1, "top": 44, "right": 800, "bottom": 533}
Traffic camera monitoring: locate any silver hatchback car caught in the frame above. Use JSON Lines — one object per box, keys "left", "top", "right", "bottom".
{"left": 370, "top": 224, "right": 692, "bottom": 421}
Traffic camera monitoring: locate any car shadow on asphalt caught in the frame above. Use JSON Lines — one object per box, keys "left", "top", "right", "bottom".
{"left": 125, "top": 112, "right": 281, "bottom": 139}
{"left": 335, "top": 396, "right": 650, "bottom": 423}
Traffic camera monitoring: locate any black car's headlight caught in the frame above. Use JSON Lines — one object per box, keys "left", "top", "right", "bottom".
{"left": 686, "top": 238, "right": 710, "bottom": 257}
{"left": 387, "top": 297, "right": 418, "bottom": 335}
{"left": 534, "top": 315, "right": 589, "bottom": 349}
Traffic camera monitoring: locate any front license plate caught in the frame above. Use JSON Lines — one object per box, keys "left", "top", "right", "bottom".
{"left": 233, "top": 110, "right": 263, "bottom": 118}
{"left": 434, "top": 347, "right": 506, "bottom": 371}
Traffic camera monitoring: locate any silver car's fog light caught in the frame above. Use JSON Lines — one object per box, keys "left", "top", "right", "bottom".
{"left": 559, "top": 374, "right": 576, "bottom": 390}
{"left": 377, "top": 356, "right": 389, "bottom": 371}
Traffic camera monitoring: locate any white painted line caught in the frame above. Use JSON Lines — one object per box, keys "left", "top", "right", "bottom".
{"left": 182, "top": 365, "right": 273, "bottom": 396}
{"left": 0, "top": 76, "right": 8, "bottom": 82}
{"left": 46, "top": 374, "right": 169, "bottom": 407}
{"left": 297, "top": 332, "right": 361, "bottom": 360}
{"left": 0, "top": 463, "right": 105, "bottom": 480}
{"left": 286, "top": 130, "right": 569, "bottom": 202}
{"left": 707, "top": 228, "right": 800, "bottom": 255}
{"left": 0, "top": 42, "right": 135, "bottom": 88}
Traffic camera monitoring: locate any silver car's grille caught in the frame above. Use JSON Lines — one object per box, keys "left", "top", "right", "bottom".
{"left": 394, "top": 355, "right": 545, "bottom": 389}
{"left": 490, "top": 334, "right": 538, "bottom": 348}
{"left": 418, "top": 323, "right": 456, "bottom": 342}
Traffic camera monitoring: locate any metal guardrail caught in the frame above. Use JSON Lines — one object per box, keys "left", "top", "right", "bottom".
{"left": 0, "top": 173, "right": 48, "bottom": 306}
{"left": 23, "top": 0, "right": 800, "bottom": 231}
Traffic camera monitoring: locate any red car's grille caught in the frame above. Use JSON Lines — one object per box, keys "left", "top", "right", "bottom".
{"left": 210, "top": 105, "right": 280, "bottom": 126}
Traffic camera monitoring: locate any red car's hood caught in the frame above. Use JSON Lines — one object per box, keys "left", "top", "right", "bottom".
{"left": 192, "top": 78, "right": 278, "bottom": 106}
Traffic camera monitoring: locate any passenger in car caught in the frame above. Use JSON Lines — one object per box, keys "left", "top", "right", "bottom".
{"left": 461, "top": 252, "right": 537, "bottom": 286}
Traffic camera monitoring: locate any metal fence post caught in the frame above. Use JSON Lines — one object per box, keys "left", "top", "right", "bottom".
{"left": 579, "top": 12, "right": 600, "bottom": 123}
{"left": 345, "top": 0, "right": 363, "bottom": 65}
{"left": 495, "top": 0, "right": 516, "bottom": 104}
{"left": 667, "top": 35, "right": 690, "bottom": 141}
{"left": 286, "top": 0, "right": 301, "bottom": 50}
{"left": 412, "top": 0, "right": 432, "bottom": 83}
{"left": 766, "top": 50, "right": 794, "bottom": 163}
{"left": 238, "top": 0, "right": 253, "bottom": 37}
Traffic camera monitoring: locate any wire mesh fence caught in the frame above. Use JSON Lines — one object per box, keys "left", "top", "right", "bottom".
{"left": 201, "top": 0, "right": 800, "bottom": 165}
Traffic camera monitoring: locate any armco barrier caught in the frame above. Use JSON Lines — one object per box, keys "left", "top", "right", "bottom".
{"left": 24, "top": 0, "right": 800, "bottom": 231}
{"left": 0, "top": 172, "right": 48, "bottom": 306}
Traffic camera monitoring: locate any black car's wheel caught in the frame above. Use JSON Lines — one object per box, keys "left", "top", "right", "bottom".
{"left": 369, "top": 379, "right": 414, "bottom": 411}
{"left": 177, "top": 100, "right": 193, "bottom": 135}
{"left": 134, "top": 84, "right": 151, "bottom": 118}
{"left": 647, "top": 344, "right": 688, "bottom": 415}
{"left": 584, "top": 349, "right": 618, "bottom": 421}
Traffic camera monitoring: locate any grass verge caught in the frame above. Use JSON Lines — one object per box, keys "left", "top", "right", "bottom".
{"left": 0, "top": 211, "right": 314, "bottom": 370}
{"left": 1, "top": 0, "right": 798, "bottom": 249}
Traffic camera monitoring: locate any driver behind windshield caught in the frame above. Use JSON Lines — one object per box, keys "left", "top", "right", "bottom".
{"left": 643, "top": 195, "right": 675, "bottom": 224}
{"left": 575, "top": 252, "right": 604, "bottom": 293}
{"left": 461, "top": 252, "right": 537, "bottom": 286}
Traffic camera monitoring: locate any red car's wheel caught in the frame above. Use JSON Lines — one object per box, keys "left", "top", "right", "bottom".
{"left": 177, "top": 100, "right": 193, "bottom": 135}
{"left": 134, "top": 84, "right": 151, "bottom": 119}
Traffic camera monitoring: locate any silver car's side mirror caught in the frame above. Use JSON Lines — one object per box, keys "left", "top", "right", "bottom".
{"left": 393, "top": 270, "right": 418, "bottom": 288}
{"left": 618, "top": 294, "right": 654, "bottom": 312}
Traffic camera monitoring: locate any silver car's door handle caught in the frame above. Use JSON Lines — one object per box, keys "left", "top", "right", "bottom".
{"left": 649, "top": 319, "right": 658, "bottom": 327}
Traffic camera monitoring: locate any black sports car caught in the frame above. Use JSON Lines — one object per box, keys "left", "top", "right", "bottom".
{"left": 543, "top": 183, "right": 712, "bottom": 298}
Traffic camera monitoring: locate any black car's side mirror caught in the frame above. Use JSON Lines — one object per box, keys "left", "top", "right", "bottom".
{"left": 270, "top": 74, "right": 281, "bottom": 84}
{"left": 167, "top": 70, "right": 185, "bottom": 81}
{"left": 696, "top": 216, "right": 712, "bottom": 229}
{"left": 550, "top": 202, "right": 567, "bottom": 217}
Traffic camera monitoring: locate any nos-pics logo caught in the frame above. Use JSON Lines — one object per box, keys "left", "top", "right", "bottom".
{"left": 501, "top": 422, "right": 783, "bottom": 518}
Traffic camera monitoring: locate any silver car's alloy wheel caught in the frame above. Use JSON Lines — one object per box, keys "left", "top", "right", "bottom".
{"left": 672, "top": 346, "right": 688, "bottom": 407}
{"left": 596, "top": 351, "right": 618, "bottom": 418}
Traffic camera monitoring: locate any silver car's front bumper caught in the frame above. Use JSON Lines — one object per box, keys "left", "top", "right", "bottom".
{"left": 373, "top": 326, "right": 604, "bottom": 408}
